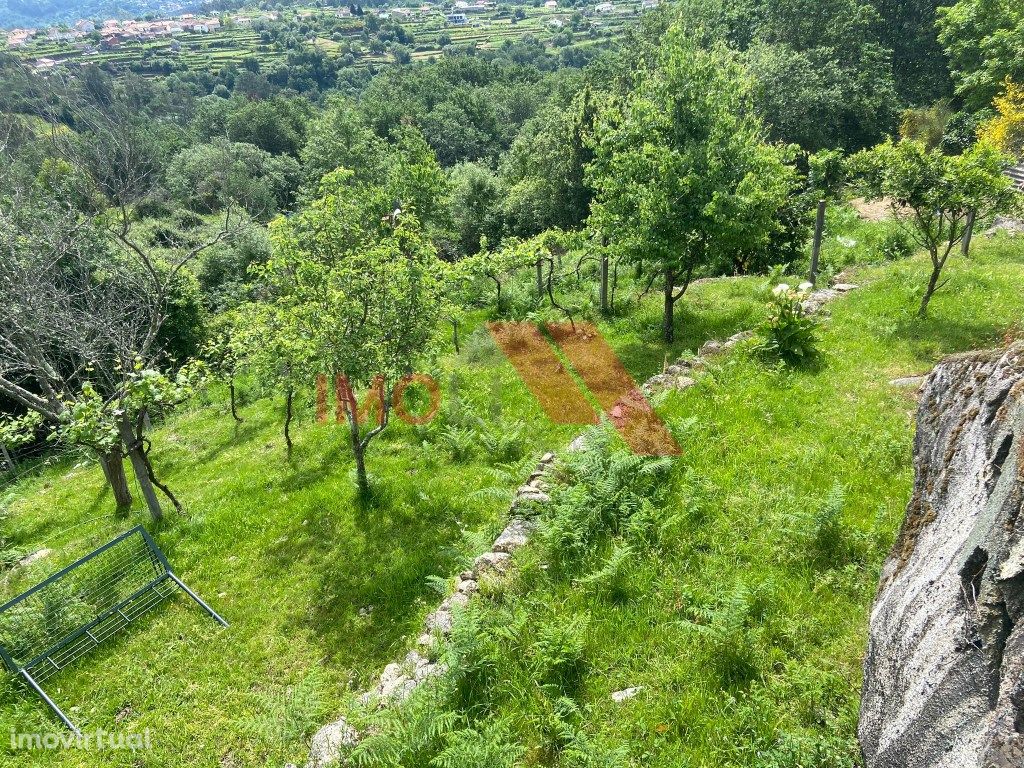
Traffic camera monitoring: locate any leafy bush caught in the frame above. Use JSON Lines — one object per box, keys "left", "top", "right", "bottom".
{"left": 682, "top": 582, "right": 771, "bottom": 686}
{"left": 756, "top": 283, "right": 819, "bottom": 365}
{"left": 871, "top": 227, "right": 913, "bottom": 261}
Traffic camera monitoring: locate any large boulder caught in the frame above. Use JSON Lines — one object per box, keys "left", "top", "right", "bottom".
{"left": 860, "top": 344, "right": 1024, "bottom": 768}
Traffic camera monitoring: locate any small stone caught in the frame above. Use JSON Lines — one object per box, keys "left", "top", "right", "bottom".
{"left": 473, "top": 551, "right": 512, "bottom": 576}
{"left": 305, "top": 718, "right": 359, "bottom": 768}
{"left": 515, "top": 489, "right": 551, "bottom": 503}
{"left": 567, "top": 434, "right": 588, "bottom": 452}
{"left": 699, "top": 340, "right": 723, "bottom": 356}
{"left": 377, "top": 663, "right": 412, "bottom": 699}
{"left": 890, "top": 376, "right": 926, "bottom": 389}
{"left": 611, "top": 686, "right": 643, "bottom": 703}
{"left": 358, "top": 605, "right": 374, "bottom": 617}
{"left": 725, "top": 330, "right": 755, "bottom": 346}
{"left": 493, "top": 518, "right": 536, "bottom": 554}
{"left": 18, "top": 548, "right": 52, "bottom": 567}
{"left": 832, "top": 283, "right": 859, "bottom": 292}
{"left": 675, "top": 376, "right": 696, "bottom": 390}
{"left": 540, "top": 452, "right": 556, "bottom": 464}
{"left": 445, "top": 592, "right": 470, "bottom": 609}
{"left": 425, "top": 608, "right": 453, "bottom": 634}
{"left": 456, "top": 578, "right": 478, "bottom": 595}
{"left": 460, "top": 570, "right": 474, "bottom": 581}
{"left": 405, "top": 650, "right": 430, "bottom": 669}
{"left": 416, "top": 633, "right": 434, "bottom": 647}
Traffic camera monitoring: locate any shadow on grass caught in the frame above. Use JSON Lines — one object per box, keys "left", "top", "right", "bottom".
{"left": 261, "top": 474, "right": 468, "bottom": 670}
{"left": 891, "top": 314, "right": 1012, "bottom": 363}
{"left": 612, "top": 303, "right": 761, "bottom": 380}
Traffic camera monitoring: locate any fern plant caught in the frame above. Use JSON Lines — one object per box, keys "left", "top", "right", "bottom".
{"left": 540, "top": 426, "right": 673, "bottom": 570}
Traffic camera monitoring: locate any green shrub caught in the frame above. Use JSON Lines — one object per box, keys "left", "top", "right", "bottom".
{"left": 540, "top": 427, "right": 673, "bottom": 570}
{"left": 756, "top": 283, "right": 819, "bottom": 365}
{"left": 872, "top": 228, "right": 913, "bottom": 261}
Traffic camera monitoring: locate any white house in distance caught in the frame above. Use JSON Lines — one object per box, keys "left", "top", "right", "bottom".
{"left": 544, "top": 0, "right": 558, "bottom": 6}
{"left": 595, "top": 2, "right": 615, "bottom": 13}
{"left": 6, "top": 29, "right": 36, "bottom": 48}
{"left": 446, "top": 11, "right": 469, "bottom": 24}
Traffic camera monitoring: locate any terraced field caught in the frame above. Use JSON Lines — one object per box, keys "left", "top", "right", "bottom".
{"left": 5, "top": 2, "right": 647, "bottom": 75}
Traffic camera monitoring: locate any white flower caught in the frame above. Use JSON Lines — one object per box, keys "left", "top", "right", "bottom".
{"left": 772, "top": 283, "right": 790, "bottom": 296}
{"left": 798, "top": 281, "right": 814, "bottom": 292}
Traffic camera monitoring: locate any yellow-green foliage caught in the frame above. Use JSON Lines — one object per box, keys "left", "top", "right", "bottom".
{"left": 979, "top": 79, "right": 1024, "bottom": 158}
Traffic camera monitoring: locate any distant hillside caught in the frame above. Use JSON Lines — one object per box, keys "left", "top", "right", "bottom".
{"left": 0, "top": 0, "right": 193, "bottom": 29}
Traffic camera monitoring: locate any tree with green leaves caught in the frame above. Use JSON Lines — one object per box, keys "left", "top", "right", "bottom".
{"left": 167, "top": 139, "right": 301, "bottom": 220}
{"left": 938, "top": 1, "right": 1024, "bottom": 111}
{"left": 260, "top": 169, "right": 450, "bottom": 494}
{"left": 588, "top": 27, "right": 797, "bottom": 342}
{"left": 499, "top": 85, "right": 598, "bottom": 237}
{"left": 850, "top": 139, "right": 1020, "bottom": 316}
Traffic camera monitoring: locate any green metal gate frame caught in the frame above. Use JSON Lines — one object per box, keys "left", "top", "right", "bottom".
{"left": 0, "top": 526, "right": 228, "bottom": 734}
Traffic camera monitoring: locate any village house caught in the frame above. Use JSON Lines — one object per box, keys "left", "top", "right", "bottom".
{"left": 6, "top": 29, "right": 35, "bottom": 48}
{"left": 73, "top": 19, "right": 95, "bottom": 33}
{"left": 595, "top": 1, "right": 615, "bottom": 12}
{"left": 446, "top": 12, "right": 469, "bottom": 24}
{"left": 46, "top": 28, "right": 82, "bottom": 42}
{"left": 544, "top": 0, "right": 558, "bottom": 7}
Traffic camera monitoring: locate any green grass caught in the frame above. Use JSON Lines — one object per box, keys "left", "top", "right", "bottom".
{"left": 336, "top": 233, "right": 1024, "bottom": 767}
{"left": 0, "top": 318, "right": 582, "bottom": 766}
{"left": 2, "top": 223, "right": 1022, "bottom": 766}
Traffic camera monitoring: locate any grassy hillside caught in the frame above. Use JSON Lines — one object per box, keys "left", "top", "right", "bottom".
{"left": 1, "top": 221, "right": 1022, "bottom": 766}
{"left": 342, "top": 235, "right": 1024, "bottom": 767}
{"left": 6, "top": 2, "right": 644, "bottom": 75}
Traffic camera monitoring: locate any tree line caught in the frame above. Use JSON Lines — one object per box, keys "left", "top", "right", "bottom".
{"left": 1, "top": 0, "right": 1021, "bottom": 520}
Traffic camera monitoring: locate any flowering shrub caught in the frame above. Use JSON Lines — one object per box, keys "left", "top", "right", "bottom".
{"left": 757, "top": 282, "right": 819, "bottom": 364}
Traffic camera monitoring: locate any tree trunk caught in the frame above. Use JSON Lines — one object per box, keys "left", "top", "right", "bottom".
{"left": 346, "top": 407, "right": 369, "bottom": 496}
{"left": 663, "top": 268, "right": 675, "bottom": 343}
{"left": 535, "top": 259, "right": 544, "bottom": 297}
{"left": 452, "top": 318, "right": 460, "bottom": 354}
{"left": 229, "top": 379, "right": 243, "bottom": 423}
{"left": 284, "top": 387, "right": 294, "bottom": 458}
{"left": 0, "top": 443, "right": 13, "bottom": 471}
{"left": 140, "top": 446, "right": 182, "bottom": 511}
{"left": 919, "top": 257, "right": 943, "bottom": 318}
{"left": 961, "top": 210, "right": 976, "bottom": 259}
{"left": 599, "top": 251, "right": 609, "bottom": 314}
{"left": 98, "top": 448, "right": 133, "bottom": 513}
{"left": 810, "top": 198, "right": 826, "bottom": 285}
{"left": 117, "top": 416, "right": 163, "bottom": 522}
